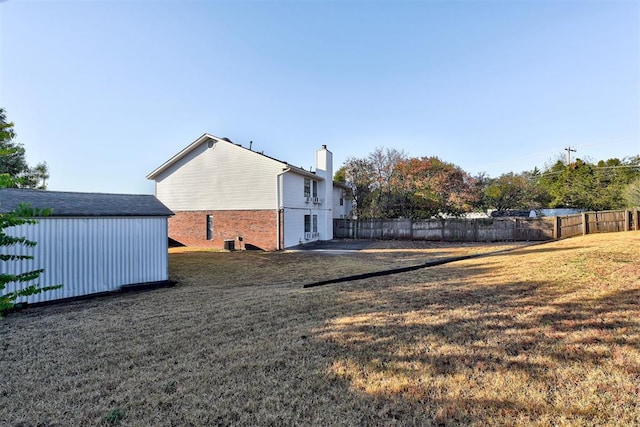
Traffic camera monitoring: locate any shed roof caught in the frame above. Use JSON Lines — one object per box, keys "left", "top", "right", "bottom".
{"left": 0, "top": 188, "right": 174, "bottom": 217}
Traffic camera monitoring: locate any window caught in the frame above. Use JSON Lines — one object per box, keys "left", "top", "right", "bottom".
{"left": 312, "top": 180, "right": 318, "bottom": 198}
{"left": 304, "top": 178, "right": 311, "bottom": 197}
{"left": 312, "top": 215, "right": 318, "bottom": 233}
{"left": 339, "top": 191, "right": 344, "bottom": 206}
{"left": 304, "top": 214, "right": 311, "bottom": 233}
{"left": 206, "top": 215, "right": 213, "bottom": 240}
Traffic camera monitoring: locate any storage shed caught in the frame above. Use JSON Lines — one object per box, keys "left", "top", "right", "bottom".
{"left": 0, "top": 188, "right": 174, "bottom": 304}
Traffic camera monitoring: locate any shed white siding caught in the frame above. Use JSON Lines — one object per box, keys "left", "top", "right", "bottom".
{"left": 1, "top": 217, "right": 169, "bottom": 304}
{"left": 154, "top": 140, "right": 285, "bottom": 211}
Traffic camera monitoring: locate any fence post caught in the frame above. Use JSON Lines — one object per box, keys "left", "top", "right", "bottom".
{"left": 625, "top": 210, "right": 631, "bottom": 231}
{"left": 635, "top": 209, "right": 640, "bottom": 231}
{"left": 582, "top": 212, "right": 589, "bottom": 235}
{"left": 553, "top": 216, "right": 561, "bottom": 239}
{"left": 473, "top": 219, "right": 479, "bottom": 242}
{"left": 410, "top": 218, "right": 414, "bottom": 240}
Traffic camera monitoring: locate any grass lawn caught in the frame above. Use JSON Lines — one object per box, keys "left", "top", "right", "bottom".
{"left": 1, "top": 234, "right": 639, "bottom": 426}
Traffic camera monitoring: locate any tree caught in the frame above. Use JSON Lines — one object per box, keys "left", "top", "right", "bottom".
{"left": 0, "top": 117, "right": 60, "bottom": 317}
{"left": 625, "top": 177, "right": 640, "bottom": 207}
{"left": 0, "top": 108, "right": 49, "bottom": 189}
{"left": 338, "top": 148, "right": 407, "bottom": 219}
{"left": 483, "top": 171, "right": 548, "bottom": 211}
{"left": 367, "top": 147, "right": 407, "bottom": 218}
{"left": 391, "top": 156, "right": 478, "bottom": 219}
{"left": 0, "top": 202, "right": 62, "bottom": 316}
{"left": 538, "top": 157, "right": 639, "bottom": 210}
{"left": 337, "top": 157, "right": 374, "bottom": 218}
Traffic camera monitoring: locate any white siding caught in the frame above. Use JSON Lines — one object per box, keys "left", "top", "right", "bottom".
{"left": 155, "top": 140, "right": 286, "bottom": 211}
{"left": 281, "top": 173, "right": 333, "bottom": 247}
{"left": 333, "top": 187, "right": 352, "bottom": 219}
{"left": 282, "top": 173, "right": 312, "bottom": 247}
{"left": 282, "top": 209, "right": 306, "bottom": 248}
{"left": 282, "top": 173, "right": 309, "bottom": 210}
{"left": 0, "top": 217, "right": 169, "bottom": 304}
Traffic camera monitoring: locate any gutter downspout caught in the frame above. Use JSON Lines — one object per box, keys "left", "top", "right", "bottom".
{"left": 276, "top": 168, "right": 290, "bottom": 250}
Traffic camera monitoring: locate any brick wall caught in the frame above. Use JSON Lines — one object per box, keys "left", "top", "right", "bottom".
{"left": 169, "top": 210, "right": 280, "bottom": 251}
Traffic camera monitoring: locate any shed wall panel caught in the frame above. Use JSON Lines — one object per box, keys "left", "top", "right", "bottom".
{"left": 1, "top": 217, "right": 169, "bottom": 304}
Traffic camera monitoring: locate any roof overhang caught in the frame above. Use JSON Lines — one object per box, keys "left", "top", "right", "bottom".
{"left": 333, "top": 181, "right": 350, "bottom": 190}
{"left": 283, "top": 166, "right": 324, "bottom": 180}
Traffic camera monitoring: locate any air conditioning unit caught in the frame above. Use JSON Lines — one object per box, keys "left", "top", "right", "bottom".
{"left": 304, "top": 232, "right": 312, "bottom": 240}
{"left": 313, "top": 197, "right": 320, "bottom": 204}
{"left": 312, "top": 232, "right": 320, "bottom": 238}
{"left": 305, "top": 196, "right": 313, "bottom": 203}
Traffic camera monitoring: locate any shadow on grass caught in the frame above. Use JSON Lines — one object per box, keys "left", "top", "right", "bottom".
{"left": 310, "top": 261, "right": 640, "bottom": 425}
{"left": 302, "top": 242, "right": 580, "bottom": 288}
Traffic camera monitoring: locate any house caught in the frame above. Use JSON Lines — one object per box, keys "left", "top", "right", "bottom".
{"left": 147, "top": 134, "right": 352, "bottom": 250}
{"left": 0, "top": 188, "right": 174, "bottom": 304}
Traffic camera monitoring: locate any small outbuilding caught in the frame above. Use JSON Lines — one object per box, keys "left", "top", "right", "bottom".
{"left": 0, "top": 188, "right": 174, "bottom": 304}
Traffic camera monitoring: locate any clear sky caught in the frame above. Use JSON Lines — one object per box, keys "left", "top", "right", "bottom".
{"left": 1, "top": 0, "right": 638, "bottom": 194}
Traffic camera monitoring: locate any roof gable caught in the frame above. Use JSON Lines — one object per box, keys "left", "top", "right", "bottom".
{"left": 147, "top": 133, "right": 324, "bottom": 181}
{"left": 0, "top": 189, "right": 173, "bottom": 217}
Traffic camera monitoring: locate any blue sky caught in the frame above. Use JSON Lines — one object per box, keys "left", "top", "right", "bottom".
{"left": 1, "top": 0, "right": 638, "bottom": 194}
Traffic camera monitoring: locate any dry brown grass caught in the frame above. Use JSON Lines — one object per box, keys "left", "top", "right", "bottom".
{"left": 1, "top": 234, "right": 639, "bottom": 426}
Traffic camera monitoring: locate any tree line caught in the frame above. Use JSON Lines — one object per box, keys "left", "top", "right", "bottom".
{"left": 335, "top": 148, "right": 640, "bottom": 219}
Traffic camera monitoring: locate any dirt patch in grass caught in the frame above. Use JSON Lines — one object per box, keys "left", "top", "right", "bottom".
{"left": 1, "top": 234, "right": 639, "bottom": 426}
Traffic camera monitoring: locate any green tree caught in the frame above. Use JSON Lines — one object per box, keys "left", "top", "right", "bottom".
{"left": 0, "top": 108, "right": 49, "bottom": 189}
{"left": 625, "top": 177, "right": 640, "bottom": 207}
{"left": 538, "top": 157, "right": 639, "bottom": 210}
{"left": 0, "top": 204, "right": 58, "bottom": 316}
{"left": 483, "top": 171, "right": 548, "bottom": 210}
{"left": 0, "top": 182, "right": 62, "bottom": 316}
{"left": 0, "top": 114, "right": 61, "bottom": 317}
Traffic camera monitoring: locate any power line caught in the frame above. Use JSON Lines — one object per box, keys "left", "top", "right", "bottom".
{"left": 534, "top": 164, "right": 640, "bottom": 178}
{"left": 468, "top": 138, "right": 638, "bottom": 173}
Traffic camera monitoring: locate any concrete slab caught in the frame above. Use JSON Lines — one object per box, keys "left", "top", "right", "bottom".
{"left": 287, "top": 239, "right": 373, "bottom": 253}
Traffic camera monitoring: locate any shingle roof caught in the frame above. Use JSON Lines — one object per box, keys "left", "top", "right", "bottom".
{"left": 0, "top": 188, "right": 174, "bottom": 217}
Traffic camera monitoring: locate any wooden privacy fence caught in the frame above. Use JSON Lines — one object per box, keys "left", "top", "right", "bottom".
{"left": 334, "top": 209, "right": 640, "bottom": 242}
{"left": 554, "top": 209, "right": 640, "bottom": 239}
{"left": 334, "top": 217, "right": 555, "bottom": 242}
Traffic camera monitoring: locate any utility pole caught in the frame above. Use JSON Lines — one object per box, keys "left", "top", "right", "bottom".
{"left": 565, "top": 146, "right": 576, "bottom": 165}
